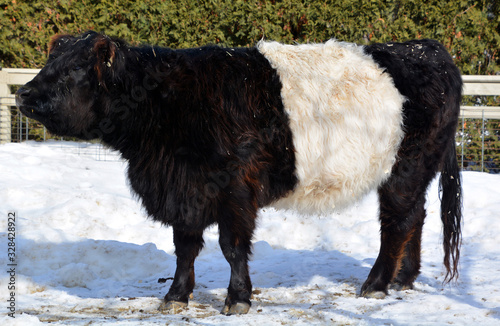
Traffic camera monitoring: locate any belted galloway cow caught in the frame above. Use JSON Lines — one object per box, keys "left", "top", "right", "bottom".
{"left": 16, "top": 31, "right": 462, "bottom": 315}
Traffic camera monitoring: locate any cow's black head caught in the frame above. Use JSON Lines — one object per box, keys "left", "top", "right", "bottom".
{"left": 16, "top": 31, "right": 124, "bottom": 139}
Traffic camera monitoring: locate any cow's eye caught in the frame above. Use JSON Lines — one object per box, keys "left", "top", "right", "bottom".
{"left": 73, "top": 65, "right": 82, "bottom": 71}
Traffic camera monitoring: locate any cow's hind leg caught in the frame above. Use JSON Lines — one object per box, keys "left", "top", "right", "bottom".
{"left": 361, "top": 168, "right": 431, "bottom": 298}
{"left": 160, "top": 228, "right": 204, "bottom": 312}
{"left": 391, "top": 200, "right": 425, "bottom": 291}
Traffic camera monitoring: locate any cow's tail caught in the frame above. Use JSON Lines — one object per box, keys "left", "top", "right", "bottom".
{"left": 439, "top": 140, "right": 463, "bottom": 283}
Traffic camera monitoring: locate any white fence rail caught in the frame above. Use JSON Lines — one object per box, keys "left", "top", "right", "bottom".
{"left": 461, "top": 75, "right": 500, "bottom": 119}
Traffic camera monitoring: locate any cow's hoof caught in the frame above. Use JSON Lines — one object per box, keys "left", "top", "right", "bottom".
{"left": 158, "top": 300, "right": 187, "bottom": 313}
{"left": 361, "top": 290, "right": 387, "bottom": 299}
{"left": 221, "top": 302, "right": 251, "bottom": 315}
{"left": 360, "top": 280, "right": 388, "bottom": 299}
{"left": 390, "top": 282, "right": 413, "bottom": 291}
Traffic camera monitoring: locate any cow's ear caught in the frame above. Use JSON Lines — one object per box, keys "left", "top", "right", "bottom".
{"left": 48, "top": 34, "right": 74, "bottom": 54}
{"left": 93, "top": 35, "right": 117, "bottom": 68}
{"left": 92, "top": 35, "right": 119, "bottom": 89}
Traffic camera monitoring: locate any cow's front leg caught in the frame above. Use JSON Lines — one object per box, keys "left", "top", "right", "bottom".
{"left": 218, "top": 207, "right": 255, "bottom": 315}
{"left": 159, "top": 228, "right": 204, "bottom": 313}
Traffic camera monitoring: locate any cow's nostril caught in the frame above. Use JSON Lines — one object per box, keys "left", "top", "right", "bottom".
{"left": 16, "top": 86, "right": 32, "bottom": 99}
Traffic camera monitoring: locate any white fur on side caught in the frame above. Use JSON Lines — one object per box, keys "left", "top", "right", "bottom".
{"left": 257, "top": 40, "right": 405, "bottom": 214}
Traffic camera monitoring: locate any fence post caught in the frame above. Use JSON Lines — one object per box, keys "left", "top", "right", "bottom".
{"left": 461, "top": 114, "right": 465, "bottom": 170}
{"left": 481, "top": 110, "right": 485, "bottom": 172}
{"left": 0, "top": 70, "right": 12, "bottom": 144}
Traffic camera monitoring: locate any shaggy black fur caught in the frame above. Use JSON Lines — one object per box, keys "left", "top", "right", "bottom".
{"left": 362, "top": 40, "right": 463, "bottom": 295}
{"left": 16, "top": 31, "right": 297, "bottom": 314}
{"left": 16, "top": 32, "right": 463, "bottom": 313}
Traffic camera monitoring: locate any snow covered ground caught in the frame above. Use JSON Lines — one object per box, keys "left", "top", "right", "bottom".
{"left": 0, "top": 141, "right": 499, "bottom": 325}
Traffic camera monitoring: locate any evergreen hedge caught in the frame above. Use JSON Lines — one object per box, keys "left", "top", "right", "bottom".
{"left": 1, "top": 0, "right": 499, "bottom": 75}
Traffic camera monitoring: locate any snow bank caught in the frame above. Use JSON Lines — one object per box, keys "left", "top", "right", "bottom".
{"left": 1, "top": 142, "right": 499, "bottom": 325}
